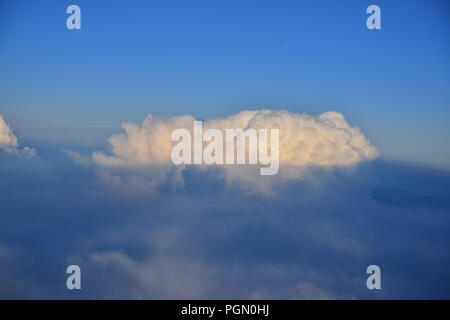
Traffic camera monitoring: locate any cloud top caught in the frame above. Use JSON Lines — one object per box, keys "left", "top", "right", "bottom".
{"left": 94, "top": 109, "right": 378, "bottom": 168}
{"left": 0, "top": 115, "right": 35, "bottom": 157}
{"left": 0, "top": 115, "right": 18, "bottom": 151}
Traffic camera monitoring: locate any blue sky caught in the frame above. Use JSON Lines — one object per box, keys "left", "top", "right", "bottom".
{"left": 0, "top": 0, "right": 449, "bottom": 168}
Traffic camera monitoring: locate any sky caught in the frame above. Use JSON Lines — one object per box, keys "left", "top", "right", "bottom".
{"left": 0, "top": 0, "right": 449, "bottom": 168}
{"left": 0, "top": 0, "right": 450, "bottom": 300}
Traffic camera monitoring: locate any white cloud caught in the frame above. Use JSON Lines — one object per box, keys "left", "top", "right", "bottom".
{"left": 0, "top": 115, "right": 35, "bottom": 157}
{"left": 62, "top": 149, "right": 93, "bottom": 165}
{"left": 92, "top": 109, "right": 378, "bottom": 194}
{"left": 90, "top": 251, "right": 221, "bottom": 299}
{"left": 0, "top": 115, "right": 18, "bottom": 151}
{"left": 93, "top": 114, "right": 195, "bottom": 167}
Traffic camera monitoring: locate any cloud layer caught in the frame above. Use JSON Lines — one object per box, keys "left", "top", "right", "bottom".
{"left": 2, "top": 156, "right": 449, "bottom": 299}
{"left": 0, "top": 113, "right": 449, "bottom": 299}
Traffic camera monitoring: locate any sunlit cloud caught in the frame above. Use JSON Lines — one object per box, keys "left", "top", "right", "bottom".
{"left": 0, "top": 114, "right": 35, "bottom": 157}
{"left": 92, "top": 109, "right": 378, "bottom": 194}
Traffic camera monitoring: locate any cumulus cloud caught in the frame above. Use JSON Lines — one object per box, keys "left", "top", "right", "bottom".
{"left": 0, "top": 114, "right": 35, "bottom": 157}
{"left": 0, "top": 115, "right": 18, "bottom": 151}
{"left": 92, "top": 109, "right": 378, "bottom": 194}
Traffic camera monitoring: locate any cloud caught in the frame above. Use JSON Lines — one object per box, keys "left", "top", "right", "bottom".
{"left": 3, "top": 110, "right": 449, "bottom": 299}
{"left": 1, "top": 144, "right": 450, "bottom": 298}
{"left": 92, "top": 109, "right": 378, "bottom": 194}
{"left": 0, "top": 114, "right": 35, "bottom": 157}
{"left": 89, "top": 251, "right": 222, "bottom": 299}
{"left": 62, "top": 149, "right": 93, "bottom": 166}
{"left": 87, "top": 251, "right": 351, "bottom": 299}
{"left": 0, "top": 115, "right": 18, "bottom": 151}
